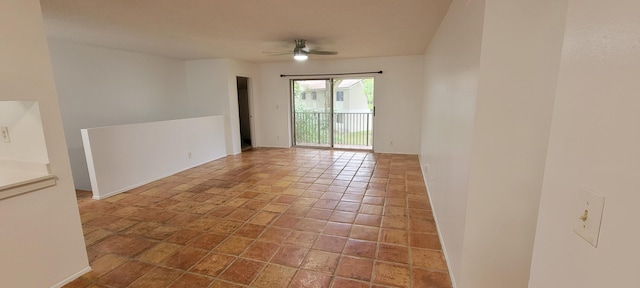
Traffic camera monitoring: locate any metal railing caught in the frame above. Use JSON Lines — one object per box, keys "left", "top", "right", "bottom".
{"left": 294, "top": 112, "right": 373, "bottom": 148}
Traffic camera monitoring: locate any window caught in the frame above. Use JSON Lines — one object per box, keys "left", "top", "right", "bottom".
{"left": 301, "top": 92, "right": 306, "bottom": 100}
{"left": 336, "top": 91, "right": 344, "bottom": 101}
{"left": 311, "top": 91, "right": 317, "bottom": 100}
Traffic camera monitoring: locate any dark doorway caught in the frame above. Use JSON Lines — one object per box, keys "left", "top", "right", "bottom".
{"left": 236, "top": 77, "right": 252, "bottom": 151}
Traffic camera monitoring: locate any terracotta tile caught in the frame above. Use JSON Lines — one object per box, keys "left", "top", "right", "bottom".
{"left": 331, "top": 278, "right": 369, "bottom": 288}
{"left": 271, "top": 246, "right": 309, "bottom": 267}
{"left": 323, "top": 222, "right": 351, "bottom": 237}
{"left": 189, "top": 253, "right": 235, "bottom": 277}
{"left": 188, "top": 232, "right": 227, "bottom": 250}
{"left": 242, "top": 241, "right": 280, "bottom": 261}
{"left": 301, "top": 250, "right": 340, "bottom": 274}
{"left": 233, "top": 223, "right": 266, "bottom": 239}
{"left": 284, "top": 230, "right": 318, "bottom": 248}
{"left": 103, "top": 218, "right": 138, "bottom": 232}
{"left": 250, "top": 211, "right": 280, "bottom": 225}
{"left": 372, "top": 262, "right": 410, "bottom": 288}
{"left": 167, "top": 273, "right": 213, "bottom": 288}
{"left": 379, "top": 228, "right": 409, "bottom": 246}
{"left": 297, "top": 218, "right": 327, "bottom": 233}
{"left": 165, "top": 228, "right": 202, "bottom": 245}
{"left": 83, "top": 229, "right": 113, "bottom": 246}
{"left": 335, "top": 202, "right": 360, "bottom": 213}
{"left": 349, "top": 225, "right": 379, "bottom": 241}
{"left": 359, "top": 204, "right": 383, "bottom": 215}
{"left": 252, "top": 264, "right": 297, "bottom": 288}
{"left": 165, "top": 213, "right": 202, "bottom": 227}
{"left": 409, "top": 208, "right": 435, "bottom": 220}
{"left": 336, "top": 256, "right": 374, "bottom": 281}
{"left": 411, "top": 232, "right": 442, "bottom": 249}
{"left": 411, "top": 248, "right": 448, "bottom": 271}
{"left": 306, "top": 208, "right": 333, "bottom": 220}
{"left": 92, "top": 235, "right": 154, "bottom": 257}
{"left": 312, "top": 234, "right": 347, "bottom": 253}
{"left": 207, "top": 206, "right": 236, "bottom": 218}
{"left": 378, "top": 243, "right": 409, "bottom": 264}
{"left": 64, "top": 277, "right": 92, "bottom": 288}
{"left": 314, "top": 199, "right": 339, "bottom": 209}
{"left": 128, "top": 266, "right": 181, "bottom": 288}
{"left": 99, "top": 260, "right": 154, "bottom": 287}
{"left": 411, "top": 219, "right": 438, "bottom": 233}
{"left": 273, "top": 215, "right": 303, "bottom": 229}
{"left": 82, "top": 254, "right": 128, "bottom": 279}
{"left": 264, "top": 203, "right": 290, "bottom": 213}
{"left": 330, "top": 211, "right": 357, "bottom": 223}
{"left": 285, "top": 206, "right": 312, "bottom": 217}
{"left": 208, "top": 219, "right": 244, "bottom": 235}
{"left": 243, "top": 200, "right": 269, "bottom": 210}
{"left": 362, "top": 196, "right": 384, "bottom": 205}
{"left": 290, "top": 270, "right": 332, "bottom": 288}
{"left": 381, "top": 216, "right": 408, "bottom": 229}
{"left": 122, "top": 222, "right": 161, "bottom": 236}
{"left": 162, "top": 246, "right": 208, "bottom": 270}
{"left": 258, "top": 226, "right": 292, "bottom": 243}
{"left": 219, "top": 258, "right": 265, "bottom": 284}
{"left": 413, "top": 268, "right": 453, "bottom": 288}
{"left": 320, "top": 192, "right": 343, "bottom": 200}
{"left": 209, "top": 280, "right": 245, "bottom": 288}
{"left": 143, "top": 225, "right": 180, "bottom": 240}
{"left": 341, "top": 194, "right": 363, "bottom": 203}
{"left": 214, "top": 236, "right": 253, "bottom": 255}
{"left": 354, "top": 214, "right": 382, "bottom": 227}
{"left": 385, "top": 198, "right": 406, "bottom": 207}
{"left": 137, "top": 242, "right": 182, "bottom": 264}
{"left": 343, "top": 239, "right": 376, "bottom": 259}
{"left": 226, "top": 208, "right": 257, "bottom": 221}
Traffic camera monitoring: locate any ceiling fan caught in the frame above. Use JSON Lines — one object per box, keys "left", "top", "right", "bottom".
{"left": 263, "top": 39, "right": 338, "bottom": 61}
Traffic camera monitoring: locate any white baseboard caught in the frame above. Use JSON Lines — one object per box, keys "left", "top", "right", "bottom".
{"left": 50, "top": 266, "right": 91, "bottom": 288}
{"left": 419, "top": 157, "right": 458, "bottom": 288}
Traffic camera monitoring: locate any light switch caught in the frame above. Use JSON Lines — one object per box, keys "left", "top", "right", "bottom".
{"left": 573, "top": 189, "right": 605, "bottom": 247}
{"left": 1, "top": 126, "right": 9, "bottom": 143}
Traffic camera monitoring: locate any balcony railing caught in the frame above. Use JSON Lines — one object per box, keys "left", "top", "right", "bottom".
{"left": 294, "top": 112, "right": 373, "bottom": 149}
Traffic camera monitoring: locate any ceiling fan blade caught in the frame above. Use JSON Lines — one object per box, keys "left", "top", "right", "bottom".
{"left": 308, "top": 50, "right": 338, "bottom": 55}
{"left": 262, "top": 51, "right": 293, "bottom": 56}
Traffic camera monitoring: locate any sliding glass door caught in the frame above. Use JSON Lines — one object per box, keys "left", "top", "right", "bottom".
{"left": 291, "top": 78, "right": 374, "bottom": 150}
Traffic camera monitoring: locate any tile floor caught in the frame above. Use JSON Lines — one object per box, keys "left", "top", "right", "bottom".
{"left": 65, "top": 148, "right": 451, "bottom": 288}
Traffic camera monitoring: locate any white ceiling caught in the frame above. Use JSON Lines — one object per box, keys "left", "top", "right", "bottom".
{"left": 39, "top": 0, "right": 451, "bottom": 62}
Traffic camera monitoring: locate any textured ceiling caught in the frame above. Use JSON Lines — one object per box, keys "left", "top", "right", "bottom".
{"left": 39, "top": 0, "right": 451, "bottom": 62}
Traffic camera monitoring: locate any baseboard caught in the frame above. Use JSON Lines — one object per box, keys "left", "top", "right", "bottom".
{"left": 419, "top": 157, "right": 458, "bottom": 288}
{"left": 50, "top": 266, "right": 91, "bottom": 288}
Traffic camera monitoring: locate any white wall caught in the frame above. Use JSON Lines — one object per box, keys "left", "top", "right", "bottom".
{"left": 529, "top": 1, "right": 640, "bottom": 287}
{"left": 460, "top": 1, "right": 566, "bottom": 287}
{"left": 421, "top": 0, "right": 566, "bottom": 286}
{"left": 0, "top": 0, "right": 89, "bottom": 287}
{"left": 48, "top": 40, "right": 190, "bottom": 190}
{"left": 0, "top": 101, "right": 49, "bottom": 163}
{"left": 185, "top": 59, "right": 258, "bottom": 155}
{"left": 83, "top": 116, "right": 227, "bottom": 199}
{"left": 420, "top": 0, "right": 485, "bottom": 282}
{"left": 258, "top": 56, "right": 424, "bottom": 153}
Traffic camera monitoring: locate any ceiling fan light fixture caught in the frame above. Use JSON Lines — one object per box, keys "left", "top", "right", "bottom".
{"left": 293, "top": 48, "right": 308, "bottom": 61}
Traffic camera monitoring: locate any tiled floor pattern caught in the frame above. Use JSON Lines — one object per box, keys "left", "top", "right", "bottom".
{"left": 65, "top": 148, "right": 451, "bottom": 288}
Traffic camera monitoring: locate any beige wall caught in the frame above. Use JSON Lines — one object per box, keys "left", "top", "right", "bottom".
{"left": 0, "top": 0, "right": 89, "bottom": 287}
{"left": 421, "top": 0, "right": 566, "bottom": 286}
{"left": 529, "top": 0, "right": 640, "bottom": 287}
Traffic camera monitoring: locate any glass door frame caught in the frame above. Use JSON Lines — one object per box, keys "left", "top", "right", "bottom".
{"left": 290, "top": 77, "right": 374, "bottom": 151}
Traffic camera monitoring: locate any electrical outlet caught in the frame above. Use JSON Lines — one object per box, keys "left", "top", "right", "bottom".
{"left": 1, "top": 126, "right": 9, "bottom": 143}
{"left": 188, "top": 152, "right": 192, "bottom": 159}
{"left": 573, "top": 189, "right": 605, "bottom": 247}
